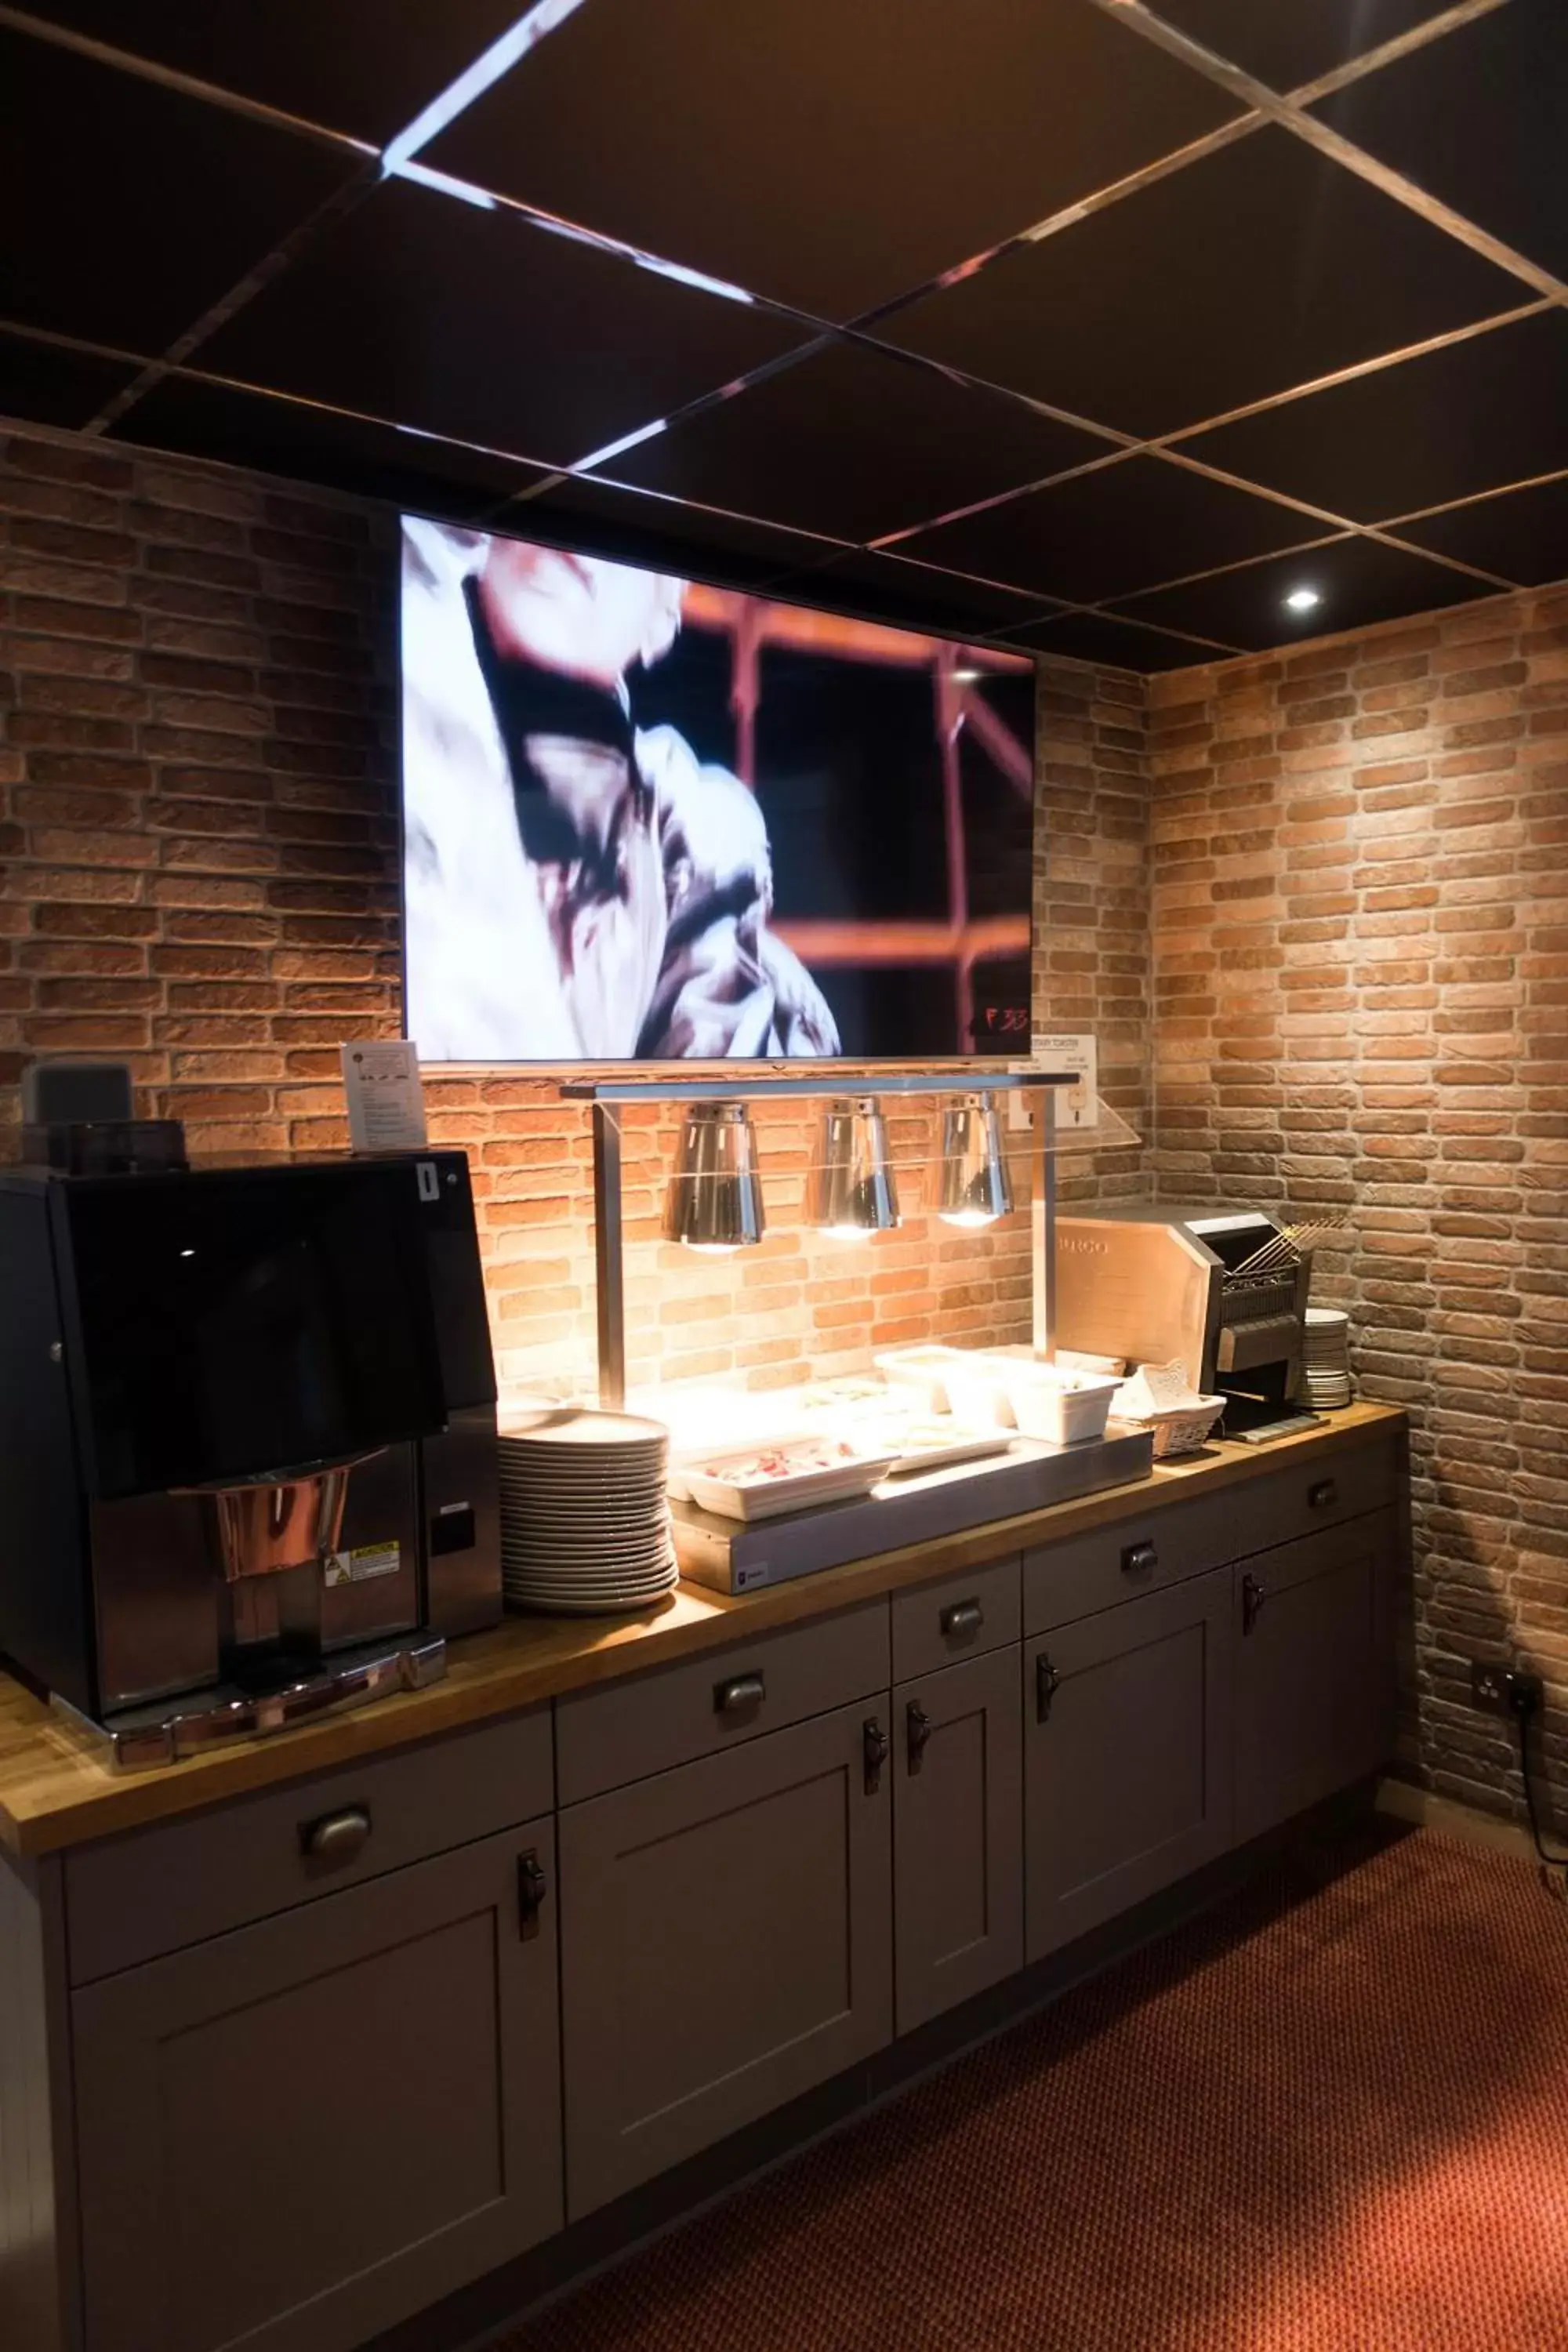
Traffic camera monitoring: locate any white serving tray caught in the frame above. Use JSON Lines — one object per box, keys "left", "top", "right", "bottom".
{"left": 682, "top": 1443, "right": 897, "bottom": 1523}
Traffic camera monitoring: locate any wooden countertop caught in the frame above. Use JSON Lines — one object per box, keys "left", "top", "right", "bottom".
{"left": 0, "top": 1402, "right": 1404, "bottom": 1859}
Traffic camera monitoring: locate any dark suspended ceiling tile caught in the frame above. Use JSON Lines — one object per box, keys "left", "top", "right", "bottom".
{"left": 1111, "top": 533, "right": 1495, "bottom": 652}
{"left": 601, "top": 340, "right": 1106, "bottom": 545}
{"left": 114, "top": 374, "right": 551, "bottom": 523}
{"left": 0, "top": 330, "right": 142, "bottom": 433}
{"left": 879, "top": 125, "right": 1520, "bottom": 441}
{"left": 1313, "top": 0, "right": 1568, "bottom": 281}
{"left": 1391, "top": 474, "right": 1568, "bottom": 587}
{"left": 1183, "top": 308, "right": 1568, "bottom": 523}
{"left": 501, "top": 474, "right": 843, "bottom": 593}
{"left": 1145, "top": 0, "right": 1462, "bottom": 90}
{"left": 898, "top": 453, "right": 1325, "bottom": 605}
{"left": 198, "top": 178, "right": 809, "bottom": 475}
{"left": 427, "top": 0, "right": 1242, "bottom": 321}
{"left": 0, "top": 27, "right": 361, "bottom": 354}
{"left": 17, "top": 0, "right": 526, "bottom": 143}
{"left": 765, "top": 550, "right": 1060, "bottom": 643}
{"left": 1000, "top": 608, "right": 1236, "bottom": 673}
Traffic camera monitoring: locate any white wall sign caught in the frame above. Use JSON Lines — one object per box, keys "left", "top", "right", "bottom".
{"left": 341, "top": 1039, "right": 429, "bottom": 1152}
{"left": 1031, "top": 1033, "right": 1099, "bottom": 1131}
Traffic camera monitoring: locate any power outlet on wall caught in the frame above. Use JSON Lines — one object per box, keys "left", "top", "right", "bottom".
{"left": 1470, "top": 1661, "right": 1544, "bottom": 1718}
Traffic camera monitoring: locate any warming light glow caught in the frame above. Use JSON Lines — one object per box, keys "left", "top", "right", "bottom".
{"left": 940, "top": 1207, "right": 1000, "bottom": 1229}
{"left": 1284, "top": 586, "right": 1323, "bottom": 614}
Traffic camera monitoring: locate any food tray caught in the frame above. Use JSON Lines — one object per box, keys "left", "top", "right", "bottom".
{"left": 683, "top": 1439, "right": 898, "bottom": 1523}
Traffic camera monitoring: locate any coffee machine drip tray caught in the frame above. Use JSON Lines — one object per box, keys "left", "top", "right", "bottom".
{"left": 53, "top": 1635, "right": 448, "bottom": 1773}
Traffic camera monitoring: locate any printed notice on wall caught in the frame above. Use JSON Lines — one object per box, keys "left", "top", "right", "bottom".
{"left": 341, "top": 1039, "right": 429, "bottom": 1152}
{"left": 1031, "top": 1033, "right": 1099, "bottom": 1131}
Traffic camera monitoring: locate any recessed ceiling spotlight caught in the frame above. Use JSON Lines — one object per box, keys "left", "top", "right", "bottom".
{"left": 1284, "top": 586, "right": 1323, "bottom": 615}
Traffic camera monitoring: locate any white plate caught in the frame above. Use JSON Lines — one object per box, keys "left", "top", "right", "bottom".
{"left": 503, "top": 1543, "right": 673, "bottom": 1569}
{"left": 503, "top": 1553, "right": 676, "bottom": 1584}
{"left": 500, "top": 1476, "right": 666, "bottom": 1494}
{"left": 505, "top": 1588, "right": 678, "bottom": 1618}
{"left": 503, "top": 1548, "right": 673, "bottom": 1574}
{"left": 503, "top": 1548, "right": 675, "bottom": 1578}
{"left": 500, "top": 1495, "right": 668, "bottom": 1519}
{"left": 505, "top": 1581, "right": 675, "bottom": 1601}
{"left": 499, "top": 1465, "right": 667, "bottom": 1487}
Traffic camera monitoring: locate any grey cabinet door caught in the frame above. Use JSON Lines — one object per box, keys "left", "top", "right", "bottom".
{"left": 1024, "top": 1567, "right": 1233, "bottom": 1962}
{"left": 1233, "top": 1509, "right": 1396, "bottom": 1844}
{"left": 72, "top": 1820, "right": 562, "bottom": 2352}
{"left": 559, "top": 1698, "right": 893, "bottom": 2217}
{"left": 894, "top": 1646, "right": 1022, "bottom": 2034}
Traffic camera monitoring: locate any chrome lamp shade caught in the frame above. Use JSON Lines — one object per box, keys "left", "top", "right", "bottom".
{"left": 664, "top": 1102, "right": 767, "bottom": 1250}
{"left": 938, "top": 1091, "right": 1014, "bottom": 1227}
{"left": 807, "top": 1098, "right": 901, "bottom": 1238}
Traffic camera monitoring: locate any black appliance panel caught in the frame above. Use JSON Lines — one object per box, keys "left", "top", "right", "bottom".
{"left": 60, "top": 1163, "right": 448, "bottom": 1500}
{"left": 0, "top": 1187, "right": 93, "bottom": 1713}
{"left": 412, "top": 1152, "right": 497, "bottom": 1412}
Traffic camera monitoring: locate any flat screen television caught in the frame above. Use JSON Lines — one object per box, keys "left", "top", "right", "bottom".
{"left": 400, "top": 515, "right": 1036, "bottom": 1064}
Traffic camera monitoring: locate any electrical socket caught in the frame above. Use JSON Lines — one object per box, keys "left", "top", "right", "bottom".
{"left": 1470, "top": 1661, "right": 1543, "bottom": 1717}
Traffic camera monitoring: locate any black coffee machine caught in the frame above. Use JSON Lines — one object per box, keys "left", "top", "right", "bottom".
{"left": 0, "top": 1148, "right": 502, "bottom": 1766}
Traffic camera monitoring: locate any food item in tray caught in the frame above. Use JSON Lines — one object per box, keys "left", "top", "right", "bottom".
{"left": 699, "top": 1436, "right": 866, "bottom": 1486}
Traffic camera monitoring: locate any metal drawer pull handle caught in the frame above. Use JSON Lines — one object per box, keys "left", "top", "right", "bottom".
{"left": 1123, "top": 1541, "right": 1158, "bottom": 1576}
{"left": 940, "top": 1598, "right": 985, "bottom": 1639}
{"left": 863, "top": 1715, "right": 890, "bottom": 1793}
{"left": 906, "top": 1700, "right": 934, "bottom": 1773}
{"left": 1036, "top": 1653, "right": 1061, "bottom": 1722}
{"left": 517, "top": 1849, "right": 548, "bottom": 1940}
{"left": 1308, "top": 1479, "right": 1338, "bottom": 1511}
{"left": 299, "top": 1804, "right": 371, "bottom": 1864}
{"left": 714, "top": 1671, "right": 766, "bottom": 1715}
{"left": 1242, "top": 1573, "right": 1267, "bottom": 1635}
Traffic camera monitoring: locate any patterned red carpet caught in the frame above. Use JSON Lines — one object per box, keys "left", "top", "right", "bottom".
{"left": 507, "top": 1828, "right": 1568, "bottom": 2352}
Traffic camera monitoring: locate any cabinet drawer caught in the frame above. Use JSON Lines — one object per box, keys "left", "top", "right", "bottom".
{"left": 891, "top": 1555, "right": 1021, "bottom": 1683}
{"left": 66, "top": 1707, "right": 554, "bottom": 1984}
{"left": 1218, "top": 1439, "right": 1398, "bottom": 1563}
{"left": 1024, "top": 1488, "right": 1236, "bottom": 1634}
{"left": 555, "top": 1599, "right": 889, "bottom": 1805}
{"left": 1022, "top": 1438, "right": 1400, "bottom": 1634}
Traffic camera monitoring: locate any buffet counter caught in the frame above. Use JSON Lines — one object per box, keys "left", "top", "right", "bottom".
{"left": 0, "top": 1401, "right": 1402, "bottom": 1858}
{"left": 2, "top": 1399, "right": 1407, "bottom": 2352}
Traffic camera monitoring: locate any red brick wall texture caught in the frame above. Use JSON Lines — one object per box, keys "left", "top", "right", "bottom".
{"left": 2, "top": 421, "right": 1562, "bottom": 1831}
{"left": 1149, "top": 596, "right": 1568, "bottom": 1828}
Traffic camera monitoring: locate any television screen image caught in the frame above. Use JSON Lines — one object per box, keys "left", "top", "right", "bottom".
{"left": 401, "top": 517, "right": 1036, "bottom": 1063}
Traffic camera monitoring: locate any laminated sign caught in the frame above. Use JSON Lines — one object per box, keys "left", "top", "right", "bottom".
{"left": 341, "top": 1039, "right": 428, "bottom": 1152}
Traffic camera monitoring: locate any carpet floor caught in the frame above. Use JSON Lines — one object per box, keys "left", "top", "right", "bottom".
{"left": 505, "top": 1827, "right": 1568, "bottom": 2352}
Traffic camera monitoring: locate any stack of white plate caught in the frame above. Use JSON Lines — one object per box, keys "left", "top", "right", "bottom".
{"left": 1302, "top": 1307, "right": 1353, "bottom": 1411}
{"left": 497, "top": 1406, "right": 677, "bottom": 1615}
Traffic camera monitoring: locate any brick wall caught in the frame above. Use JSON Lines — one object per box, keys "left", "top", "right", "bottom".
{"left": 1148, "top": 590, "right": 1568, "bottom": 1827}
{"left": 0, "top": 426, "right": 1149, "bottom": 1409}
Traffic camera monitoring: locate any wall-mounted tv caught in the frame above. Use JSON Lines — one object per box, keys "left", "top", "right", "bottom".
{"left": 400, "top": 516, "right": 1035, "bottom": 1063}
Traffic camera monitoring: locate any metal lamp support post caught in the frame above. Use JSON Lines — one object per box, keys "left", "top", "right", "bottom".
{"left": 1032, "top": 1083, "right": 1057, "bottom": 1363}
{"left": 565, "top": 1072, "right": 1073, "bottom": 1413}
{"left": 591, "top": 1102, "right": 626, "bottom": 1410}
